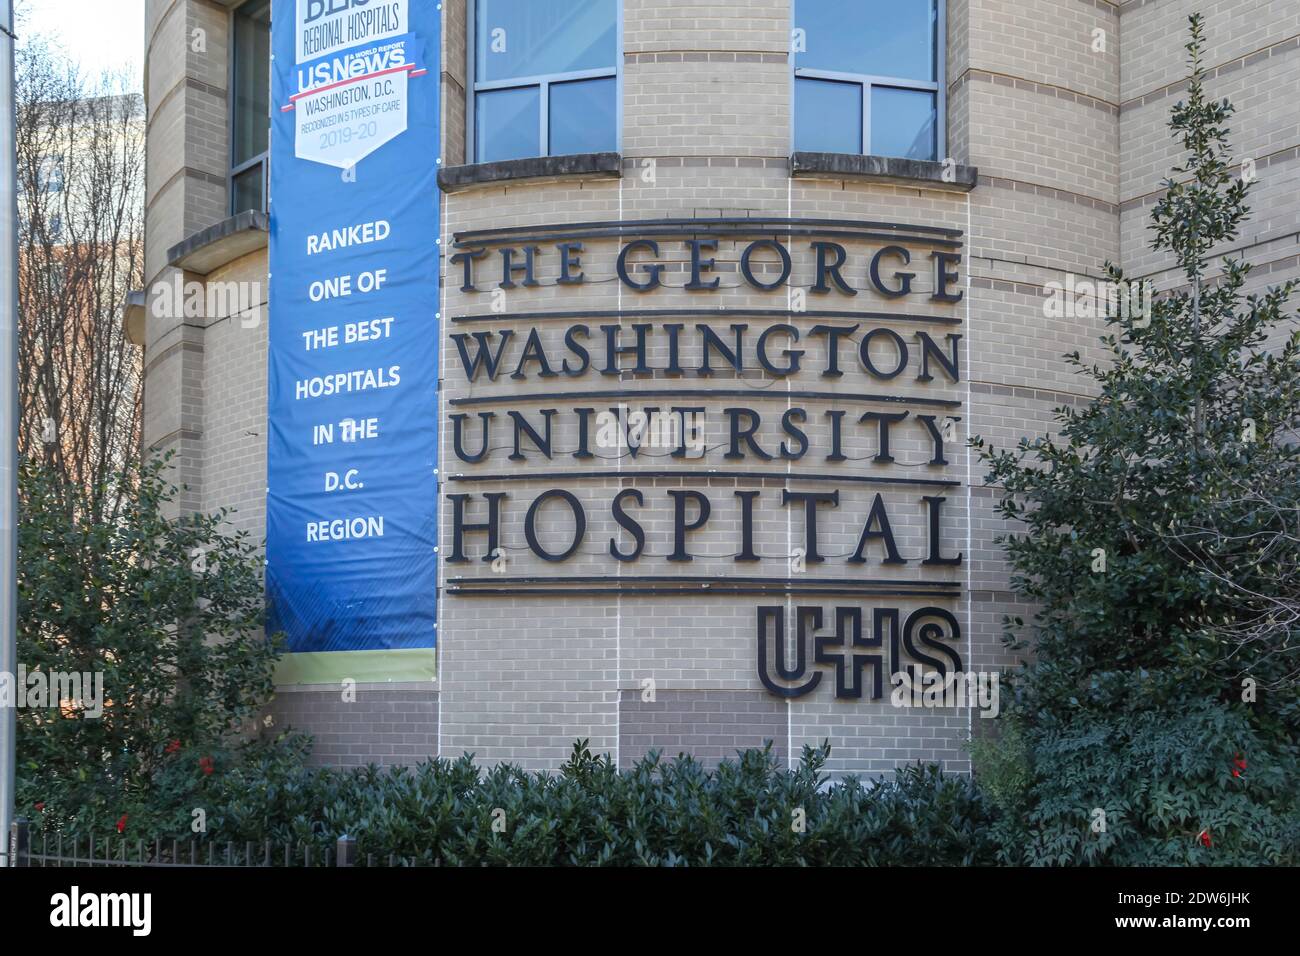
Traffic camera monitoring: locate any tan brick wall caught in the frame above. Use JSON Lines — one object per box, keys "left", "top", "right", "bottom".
{"left": 199, "top": 250, "right": 268, "bottom": 538}
{"left": 961, "top": 0, "right": 1121, "bottom": 686}
{"left": 1120, "top": 0, "right": 1300, "bottom": 304}
{"left": 442, "top": 0, "right": 467, "bottom": 166}
{"left": 143, "top": 0, "right": 240, "bottom": 516}
{"left": 139, "top": 0, "right": 1296, "bottom": 774}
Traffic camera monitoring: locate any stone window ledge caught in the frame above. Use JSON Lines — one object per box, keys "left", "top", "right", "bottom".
{"left": 438, "top": 152, "right": 622, "bottom": 193}
{"left": 790, "top": 152, "right": 978, "bottom": 192}
{"left": 167, "top": 209, "right": 269, "bottom": 275}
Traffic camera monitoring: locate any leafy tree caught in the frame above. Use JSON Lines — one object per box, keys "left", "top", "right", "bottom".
{"left": 973, "top": 15, "right": 1300, "bottom": 864}
{"left": 15, "top": 456, "right": 282, "bottom": 834}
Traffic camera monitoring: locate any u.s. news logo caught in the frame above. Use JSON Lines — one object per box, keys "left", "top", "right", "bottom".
{"left": 284, "top": 0, "right": 429, "bottom": 169}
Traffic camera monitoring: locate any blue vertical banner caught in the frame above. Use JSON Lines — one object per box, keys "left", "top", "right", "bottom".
{"left": 267, "top": 0, "right": 440, "bottom": 660}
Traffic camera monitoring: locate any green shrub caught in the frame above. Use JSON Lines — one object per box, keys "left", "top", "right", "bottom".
{"left": 16, "top": 455, "right": 286, "bottom": 836}
{"left": 993, "top": 693, "right": 1300, "bottom": 866}
{"left": 970, "top": 15, "right": 1300, "bottom": 869}
{"left": 66, "top": 740, "right": 998, "bottom": 867}
{"left": 967, "top": 719, "right": 1032, "bottom": 815}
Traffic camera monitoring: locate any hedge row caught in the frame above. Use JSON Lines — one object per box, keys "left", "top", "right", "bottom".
{"left": 186, "top": 740, "right": 995, "bottom": 866}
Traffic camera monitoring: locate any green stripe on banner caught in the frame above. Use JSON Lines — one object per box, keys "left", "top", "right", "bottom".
{"left": 275, "top": 650, "right": 437, "bottom": 685}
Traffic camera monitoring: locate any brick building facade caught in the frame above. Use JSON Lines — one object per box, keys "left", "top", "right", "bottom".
{"left": 134, "top": 0, "right": 1300, "bottom": 771}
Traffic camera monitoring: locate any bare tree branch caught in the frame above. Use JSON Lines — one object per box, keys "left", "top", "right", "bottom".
{"left": 15, "top": 37, "right": 143, "bottom": 524}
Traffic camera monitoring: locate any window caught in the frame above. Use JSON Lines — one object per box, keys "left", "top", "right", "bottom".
{"left": 45, "top": 261, "right": 67, "bottom": 293}
{"left": 230, "top": 0, "right": 270, "bottom": 214}
{"left": 792, "top": 0, "right": 944, "bottom": 162}
{"left": 469, "top": 0, "right": 620, "bottom": 163}
{"left": 38, "top": 156, "right": 64, "bottom": 194}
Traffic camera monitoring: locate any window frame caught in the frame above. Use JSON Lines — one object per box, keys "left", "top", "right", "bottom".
{"left": 790, "top": 0, "right": 946, "bottom": 162}
{"left": 228, "top": 0, "right": 271, "bottom": 216}
{"left": 38, "top": 156, "right": 65, "bottom": 194}
{"left": 466, "top": 0, "right": 624, "bottom": 164}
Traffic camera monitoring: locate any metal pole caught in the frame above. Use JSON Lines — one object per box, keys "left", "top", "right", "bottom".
{"left": 0, "top": 0, "right": 18, "bottom": 868}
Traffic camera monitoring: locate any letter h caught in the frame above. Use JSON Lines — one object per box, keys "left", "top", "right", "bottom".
{"left": 447, "top": 493, "right": 505, "bottom": 562}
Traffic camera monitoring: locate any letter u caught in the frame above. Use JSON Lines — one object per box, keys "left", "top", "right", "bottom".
{"left": 451, "top": 412, "right": 495, "bottom": 463}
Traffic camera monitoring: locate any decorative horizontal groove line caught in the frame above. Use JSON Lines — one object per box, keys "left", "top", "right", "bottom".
{"left": 449, "top": 576, "right": 961, "bottom": 589}
{"left": 146, "top": 75, "right": 225, "bottom": 133}
{"left": 450, "top": 309, "right": 963, "bottom": 326}
{"left": 620, "top": 156, "right": 788, "bottom": 169}
{"left": 624, "top": 51, "right": 788, "bottom": 64}
{"left": 145, "top": 427, "right": 202, "bottom": 454}
{"left": 949, "top": 69, "right": 1118, "bottom": 116}
{"left": 446, "top": 470, "right": 961, "bottom": 489}
{"left": 970, "top": 275, "right": 1105, "bottom": 297}
{"left": 613, "top": 688, "right": 767, "bottom": 698}
{"left": 144, "top": 166, "right": 226, "bottom": 217}
{"left": 1131, "top": 226, "right": 1300, "bottom": 272}
{"left": 969, "top": 261, "right": 1116, "bottom": 287}
{"left": 455, "top": 227, "right": 962, "bottom": 251}
{"left": 454, "top": 231, "right": 963, "bottom": 253}
{"left": 453, "top": 216, "right": 964, "bottom": 245}
{"left": 144, "top": 0, "right": 184, "bottom": 81}
{"left": 969, "top": 381, "right": 1095, "bottom": 408}
{"left": 449, "top": 389, "right": 963, "bottom": 409}
{"left": 442, "top": 70, "right": 466, "bottom": 97}
{"left": 1120, "top": 145, "right": 1300, "bottom": 210}
{"left": 1138, "top": 249, "right": 1300, "bottom": 287}
{"left": 1120, "top": 34, "right": 1300, "bottom": 112}
{"left": 977, "top": 174, "right": 1117, "bottom": 214}
{"left": 446, "top": 584, "right": 963, "bottom": 598}
{"left": 142, "top": 339, "right": 204, "bottom": 379}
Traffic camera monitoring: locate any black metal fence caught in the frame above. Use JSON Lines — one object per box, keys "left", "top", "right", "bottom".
{"left": 9, "top": 819, "right": 417, "bottom": 867}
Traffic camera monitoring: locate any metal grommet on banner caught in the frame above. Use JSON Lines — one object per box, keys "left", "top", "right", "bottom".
{"left": 265, "top": 0, "right": 443, "bottom": 659}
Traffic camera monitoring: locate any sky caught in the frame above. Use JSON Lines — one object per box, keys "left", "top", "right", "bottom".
{"left": 17, "top": 0, "right": 145, "bottom": 90}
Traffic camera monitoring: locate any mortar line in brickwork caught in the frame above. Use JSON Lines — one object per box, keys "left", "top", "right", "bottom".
{"left": 948, "top": 68, "right": 1118, "bottom": 114}
{"left": 786, "top": 175, "right": 794, "bottom": 771}
{"left": 449, "top": 309, "right": 963, "bottom": 326}
{"left": 452, "top": 216, "right": 964, "bottom": 243}
{"left": 448, "top": 575, "right": 961, "bottom": 590}
{"left": 449, "top": 390, "right": 963, "bottom": 409}
{"left": 1119, "top": 32, "right": 1300, "bottom": 111}
{"left": 437, "top": 178, "right": 449, "bottom": 764}
{"left": 1121, "top": 145, "right": 1300, "bottom": 209}
{"left": 447, "top": 588, "right": 965, "bottom": 599}
{"left": 965, "top": 193, "right": 974, "bottom": 765}
{"left": 615, "top": 172, "right": 623, "bottom": 771}
{"left": 1132, "top": 242, "right": 1300, "bottom": 286}
{"left": 975, "top": 175, "right": 1116, "bottom": 213}
{"left": 452, "top": 226, "right": 964, "bottom": 251}
{"left": 971, "top": 271, "right": 1121, "bottom": 293}
{"left": 447, "top": 470, "right": 960, "bottom": 489}
{"left": 465, "top": 231, "right": 968, "bottom": 250}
